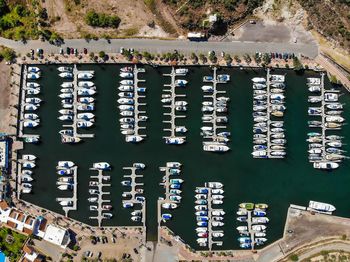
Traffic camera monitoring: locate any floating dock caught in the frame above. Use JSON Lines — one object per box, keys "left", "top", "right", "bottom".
{"left": 56, "top": 166, "right": 78, "bottom": 217}
{"left": 88, "top": 168, "right": 111, "bottom": 227}
{"left": 162, "top": 67, "right": 187, "bottom": 142}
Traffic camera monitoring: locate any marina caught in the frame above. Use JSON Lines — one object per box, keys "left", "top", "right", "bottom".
{"left": 18, "top": 64, "right": 350, "bottom": 250}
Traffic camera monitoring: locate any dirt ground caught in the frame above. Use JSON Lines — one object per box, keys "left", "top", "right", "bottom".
{"left": 43, "top": 0, "right": 170, "bottom": 38}
{"left": 0, "top": 61, "right": 15, "bottom": 134}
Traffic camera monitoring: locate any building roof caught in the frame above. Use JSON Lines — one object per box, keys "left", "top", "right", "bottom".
{"left": 0, "top": 140, "right": 8, "bottom": 169}
{"left": 43, "top": 225, "right": 70, "bottom": 248}
{"left": 0, "top": 201, "right": 9, "bottom": 210}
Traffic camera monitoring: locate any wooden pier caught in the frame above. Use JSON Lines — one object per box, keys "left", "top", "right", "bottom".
{"left": 162, "top": 67, "right": 186, "bottom": 142}
{"left": 88, "top": 168, "right": 111, "bottom": 227}
{"left": 122, "top": 166, "right": 144, "bottom": 203}
{"left": 56, "top": 166, "right": 78, "bottom": 217}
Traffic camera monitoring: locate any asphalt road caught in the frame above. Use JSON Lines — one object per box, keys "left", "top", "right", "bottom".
{"left": 0, "top": 37, "right": 319, "bottom": 58}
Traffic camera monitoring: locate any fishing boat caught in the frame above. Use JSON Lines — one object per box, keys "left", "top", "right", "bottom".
{"left": 93, "top": 162, "right": 111, "bottom": 170}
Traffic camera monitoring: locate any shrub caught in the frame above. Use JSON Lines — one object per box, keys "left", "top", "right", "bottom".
{"left": 0, "top": 47, "right": 16, "bottom": 61}
{"left": 85, "top": 10, "right": 121, "bottom": 28}
{"left": 290, "top": 254, "right": 298, "bottom": 261}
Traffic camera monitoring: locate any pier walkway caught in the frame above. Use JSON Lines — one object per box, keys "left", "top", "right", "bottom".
{"left": 131, "top": 65, "right": 147, "bottom": 139}
{"left": 62, "top": 64, "right": 94, "bottom": 141}
{"left": 89, "top": 168, "right": 111, "bottom": 227}
{"left": 56, "top": 166, "right": 78, "bottom": 217}
{"left": 122, "top": 166, "right": 144, "bottom": 203}
{"left": 162, "top": 67, "right": 186, "bottom": 142}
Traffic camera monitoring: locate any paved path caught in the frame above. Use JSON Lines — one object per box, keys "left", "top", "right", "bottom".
{"left": 0, "top": 37, "right": 319, "bottom": 58}
{"left": 297, "top": 242, "right": 350, "bottom": 261}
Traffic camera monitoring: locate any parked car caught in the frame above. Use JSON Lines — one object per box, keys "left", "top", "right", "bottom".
{"left": 59, "top": 48, "right": 63, "bottom": 55}
{"left": 83, "top": 48, "right": 87, "bottom": 54}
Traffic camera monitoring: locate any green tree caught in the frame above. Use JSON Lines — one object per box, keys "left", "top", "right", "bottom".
{"left": 208, "top": 51, "right": 216, "bottom": 63}
{"left": 198, "top": 53, "right": 206, "bottom": 63}
{"left": 85, "top": 10, "right": 121, "bottom": 28}
{"left": 262, "top": 53, "right": 271, "bottom": 65}
{"left": 290, "top": 254, "right": 298, "bottom": 261}
{"left": 234, "top": 55, "right": 241, "bottom": 63}
{"left": 293, "top": 57, "right": 303, "bottom": 71}
{"left": 0, "top": 47, "right": 16, "bottom": 61}
{"left": 190, "top": 52, "right": 198, "bottom": 62}
{"left": 254, "top": 53, "right": 261, "bottom": 64}
{"left": 98, "top": 51, "right": 106, "bottom": 58}
{"left": 0, "top": 0, "right": 9, "bottom": 16}
{"left": 224, "top": 53, "right": 232, "bottom": 64}
{"left": 243, "top": 53, "right": 251, "bottom": 64}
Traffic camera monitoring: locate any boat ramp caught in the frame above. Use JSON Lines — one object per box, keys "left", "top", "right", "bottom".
{"left": 56, "top": 165, "right": 78, "bottom": 217}
{"left": 88, "top": 167, "right": 112, "bottom": 227}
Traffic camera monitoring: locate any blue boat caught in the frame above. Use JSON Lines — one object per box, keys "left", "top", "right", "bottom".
{"left": 170, "top": 183, "right": 181, "bottom": 189}
{"left": 196, "top": 216, "right": 208, "bottom": 221}
{"left": 196, "top": 188, "right": 208, "bottom": 194}
{"left": 123, "top": 202, "right": 133, "bottom": 208}
{"left": 253, "top": 209, "right": 266, "bottom": 217}
{"left": 137, "top": 87, "right": 146, "bottom": 93}
{"left": 162, "top": 214, "right": 172, "bottom": 221}
{"left": 197, "top": 221, "right": 208, "bottom": 227}
{"left": 238, "top": 237, "right": 251, "bottom": 243}
{"left": 240, "top": 243, "right": 252, "bottom": 249}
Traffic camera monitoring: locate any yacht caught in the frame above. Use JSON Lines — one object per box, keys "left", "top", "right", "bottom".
{"left": 120, "top": 72, "right": 133, "bottom": 78}
{"left": 57, "top": 161, "right": 75, "bottom": 168}
{"left": 78, "top": 72, "right": 94, "bottom": 80}
{"left": 58, "top": 177, "right": 73, "bottom": 183}
{"left": 131, "top": 216, "right": 141, "bottom": 222}
{"left": 58, "top": 115, "right": 73, "bottom": 121}
{"left": 166, "top": 162, "right": 181, "bottom": 168}
{"left": 175, "top": 68, "right": 188, "bottom": 75}
{"left": 59, "top": 72, "right": 73, "bottom": 79}
{"left": 203, "top": 143, "right": 229, "bottom": 152}
{"left": 121, "top": 66, "right": 133, "bottom": 72}
{"left": 78, "top": 89, "right": 96, "bottom": 96}
{"left": 252, "top": 217, "right": 269, "bottom": 224}
{"left": 309, "top": 200, "right": 336, "bottom": 213}
{"left": 22, "top": 154, "right": 36, "bottom": 161}
{"left": 326, "top": 103, "right": 343, "bottom": 110}
{"left": 161, "top": 203, "right": 177, "bottom": 209}
{"left": 26, "top": 82, "right": 40, "bottom": 88}
{"left": 25, "top": 97, "right": 42, "bottom": 104}
{"left": 22, "top": 162, "right": 35, "bottom": 169}
{"left": 78, "top": 81, "right": 94, "bottom": 87}
{"left": 21, "top": 175, "right": 33, "bottom": 182}
{"left": 313, "top": 161, "right": 339, "bottom": 170}
{"left": 61, "top": 82, "right": 74, "bottom": 88}
{"left": 118, "top": 98, "right": 134, "bottom": 105}
{"left": 201, "top": 85, "right": 213, "bottom": 92}
{"left": 26, "top": 89, "right": 40, "bottom": 95}
{"left": 77, "top": 121, "right": 93, "bottom": 128}
{"left": 103, "top": 213, "right": 113, "bottom": 219}
{"left": 58, "top": 184, "right": 73, "bottom": 191}
{"left": 126, "top": 135, "right": 144, "bottom": 143}
{"left": 58, "top": 66, "right": 73, "bottom": 72}
{"left": 212, "top": 210, "right": 225, "bottom": 216}
{"left": 120, "top": 80, "right": 133, "bottom": 85}
{"left": 212, "top": 221, "right": 224, "bottom": 227}
{"left": 57, "top": 169, "right": 73, "bottom": 175}
{"left": 27, "top": 73, "right": 40, "bottom": 79}
{"left": 252, "top": 77, "right": 266, "bottom": 83}
{"left": 175, "top": 79, "right": 187, "bottom": 87}
{"left": 59, "top": 200, "right": 73, "bottom": 207}
{"left": 77, "top": 113, "right": 94, "bottom": 120}
{"left": 133, "top": 163, "right": 145, "bottom": 169}
{"left": 252, "top": 225, "right": 266, "bottom": 231}
{"left": 165, "top": 137, "right": 185, "bottom": 145}
{"left": 93, "top": 162, "right": 111, "bottom": 170}
{"left": 121, "top": 180, "right": 131, "bottom": 186}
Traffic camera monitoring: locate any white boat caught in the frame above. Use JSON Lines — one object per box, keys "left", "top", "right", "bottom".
{"left": 324, "top": 93, "right": 338, "bottom": 102}
{"left": 325, "top": 116, "right": 345, "bottom": 123}
{"left": 313, "top": 162, "right": 339, "bottom": 170}
{"left": 175, "top": 68, "right": 188, "bottom": 75}
{"left": 118, "top": 92, "right": 133, "bottom": 98}
{"left": 61, "top": 82, "right": 74, "bottom": 88}
{"left": 23, "top": 113, "right": 39, "bottom": 120}
{"left": 59, "top": 93, "right": 73, "bottom": 99}
{"left": 120, "top": 72, "right": 133, "bottom": 78}
{"left": 21, "top": 187, "right": 32, "bottom": 194}
{"left": 22, "top": 175, "right": 33, "bottom": 182}
{"left": 165, "top": 137, "right": 185, "bottom": 145}
{"left": 78, "top": 72, "right": 94, "bottom": 80}
{"left": 58, "top": 115, "right": 73, "bottom": 121}
{"left": 120, "top": 80, "right": 133, "bottom": 85}
{"left": 252, "top": 77, "right": 266, "bottom": 83}
{"left": 59, "top": 200, "right": 73, "bottom": 207}
{"left": 166, "top": 162, "right": 182, "bottom": 168}
{"left": 23, "top": 120, "right": 39, "bottom": 128}
{"left": 25, "top": 97, "right": 42, "bottom": 104}
{"left": 118, "top": 85, "right": 133, "bottom": 91}
{"left": 61, "top": 88, "right": 74, "bottom": 93}
{"left": 78, "top": 81, "right": 94, "bottom": 87}
{"left": 58, "top": 177, "right": 73, "bottom": 183}
{"left": 62, "top": 103, "right": 73, "bottom": 109}
{"left": 207, "top": 182, "right": 223, "bottom": 189}
{"left": 212, "top": 232, "right": 224, "bottom": 238}
{"left": 252, "top": 225, "right": 266, "bottom": 231}
{"left": 212, "top": 210, "right": 225, "bottom": 216}
{"left": 252, "top": 217, "right": 269, "bottom": 224}
{"left": 59, "top": 72, "right": 73, "bottom": 78}
{"left": 175, "top": 101, "right": 187, "bottom": 106}
{"left": 26, "top": 89, "right": 40, "bottom": 95}
{"left": 78, "top": 89, "right": 96, "bottom": 96}
{"left": 118, "top": 98, "right": 134, "bottom": 104}
{"left": 308, "top": 86, "right": 321, "bottom": 92}
{"left": 22, "top": 154, "right": 36, "bottom": 161}
{"left": 175, "top": 126, "right": 187, "bottom": 133}
{"left": 93, "top": 162, "right": 111, "bottom": 170}
{"left": 79, "top": 97, "right": 95, "bottom": 103}
{"left": 26, "top": 82, "right": 40, "bottom": 88}
{"left": 27, "top": 73, "right": 40, "bottom": 79}
{"left": 126, "top": 135, "right": 143, "bottom": 143}
{"left": 212, "top": 221, "right": 224, "bottom": 227}
{"left": 58, "top": 66, "right": 73, "bottom": 72}
{"left": 58, "top": 184, "right": 72, "bottom": 191}
{"left": 201, "top": 85, "right": 213, "bottom": 92}
{"left": 77, "top": 113, "right": 94, "bottom": 119}
{"left": 203, "top": 143, "right": 229, "bottom": 152}
{"left": 24, "top": 104, "right": 38, "bottom": 111}
{"left": 133, "top": 163, "right": 145, "bottom": 169}
{"left": 77, "top": 121, "right": 93, "bottom": 128}
{"left": 175, "top": 79, "right": 187, "bottom": 87}
{"left": 57, "top": 161, "right": 75, "bottom": 168}
{"left": 309, "top": 200, "right": 336, "bottom": 213}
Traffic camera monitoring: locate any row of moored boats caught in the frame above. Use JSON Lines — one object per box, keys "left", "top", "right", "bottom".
{"left": 251, "top": 74, "right": 287, "bottom": 158}
{"left": 236, "top": 203, "right": 269, "bottom": 248}
{"left": 194, "top": 182, "right": 225, "bottom": 247}
{"left": 306, "top": 77, "right": 347, "bottom": 170}
{"left": 20, "top": 154, "right": 37, "bottom": 193}
{"left": 202, "top": 72, "right": 231, "bottom": 152}
{"left": 117, "top": 66, "right": 147, "bottom": 143}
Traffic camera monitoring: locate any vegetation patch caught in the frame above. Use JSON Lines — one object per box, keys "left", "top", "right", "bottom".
{"left": 0, "top": 227, "right": 27, "bottom": 262}
{"left": 85, "top": 10, "right": 121, "bottom": 28}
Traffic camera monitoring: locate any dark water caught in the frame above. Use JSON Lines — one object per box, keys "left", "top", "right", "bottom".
{"left": 20, "top": 64, "right": 350, "bottom": 250}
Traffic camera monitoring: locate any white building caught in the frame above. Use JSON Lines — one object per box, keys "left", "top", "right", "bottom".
{"left": 43, "top": 224, "right": 71, "bottom": 249}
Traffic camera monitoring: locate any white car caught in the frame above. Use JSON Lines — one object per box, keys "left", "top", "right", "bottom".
{"left": 120, "top": 47, "right": 124, "bottom": 54}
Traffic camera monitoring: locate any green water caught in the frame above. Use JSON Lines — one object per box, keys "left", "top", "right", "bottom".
{"left": 20, "top": 64, "right": 350, "bottom": 250}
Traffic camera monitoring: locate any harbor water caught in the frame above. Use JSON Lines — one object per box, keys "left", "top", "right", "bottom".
{"left": 20, "top": 64, "right": 350, "bottom": 250}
